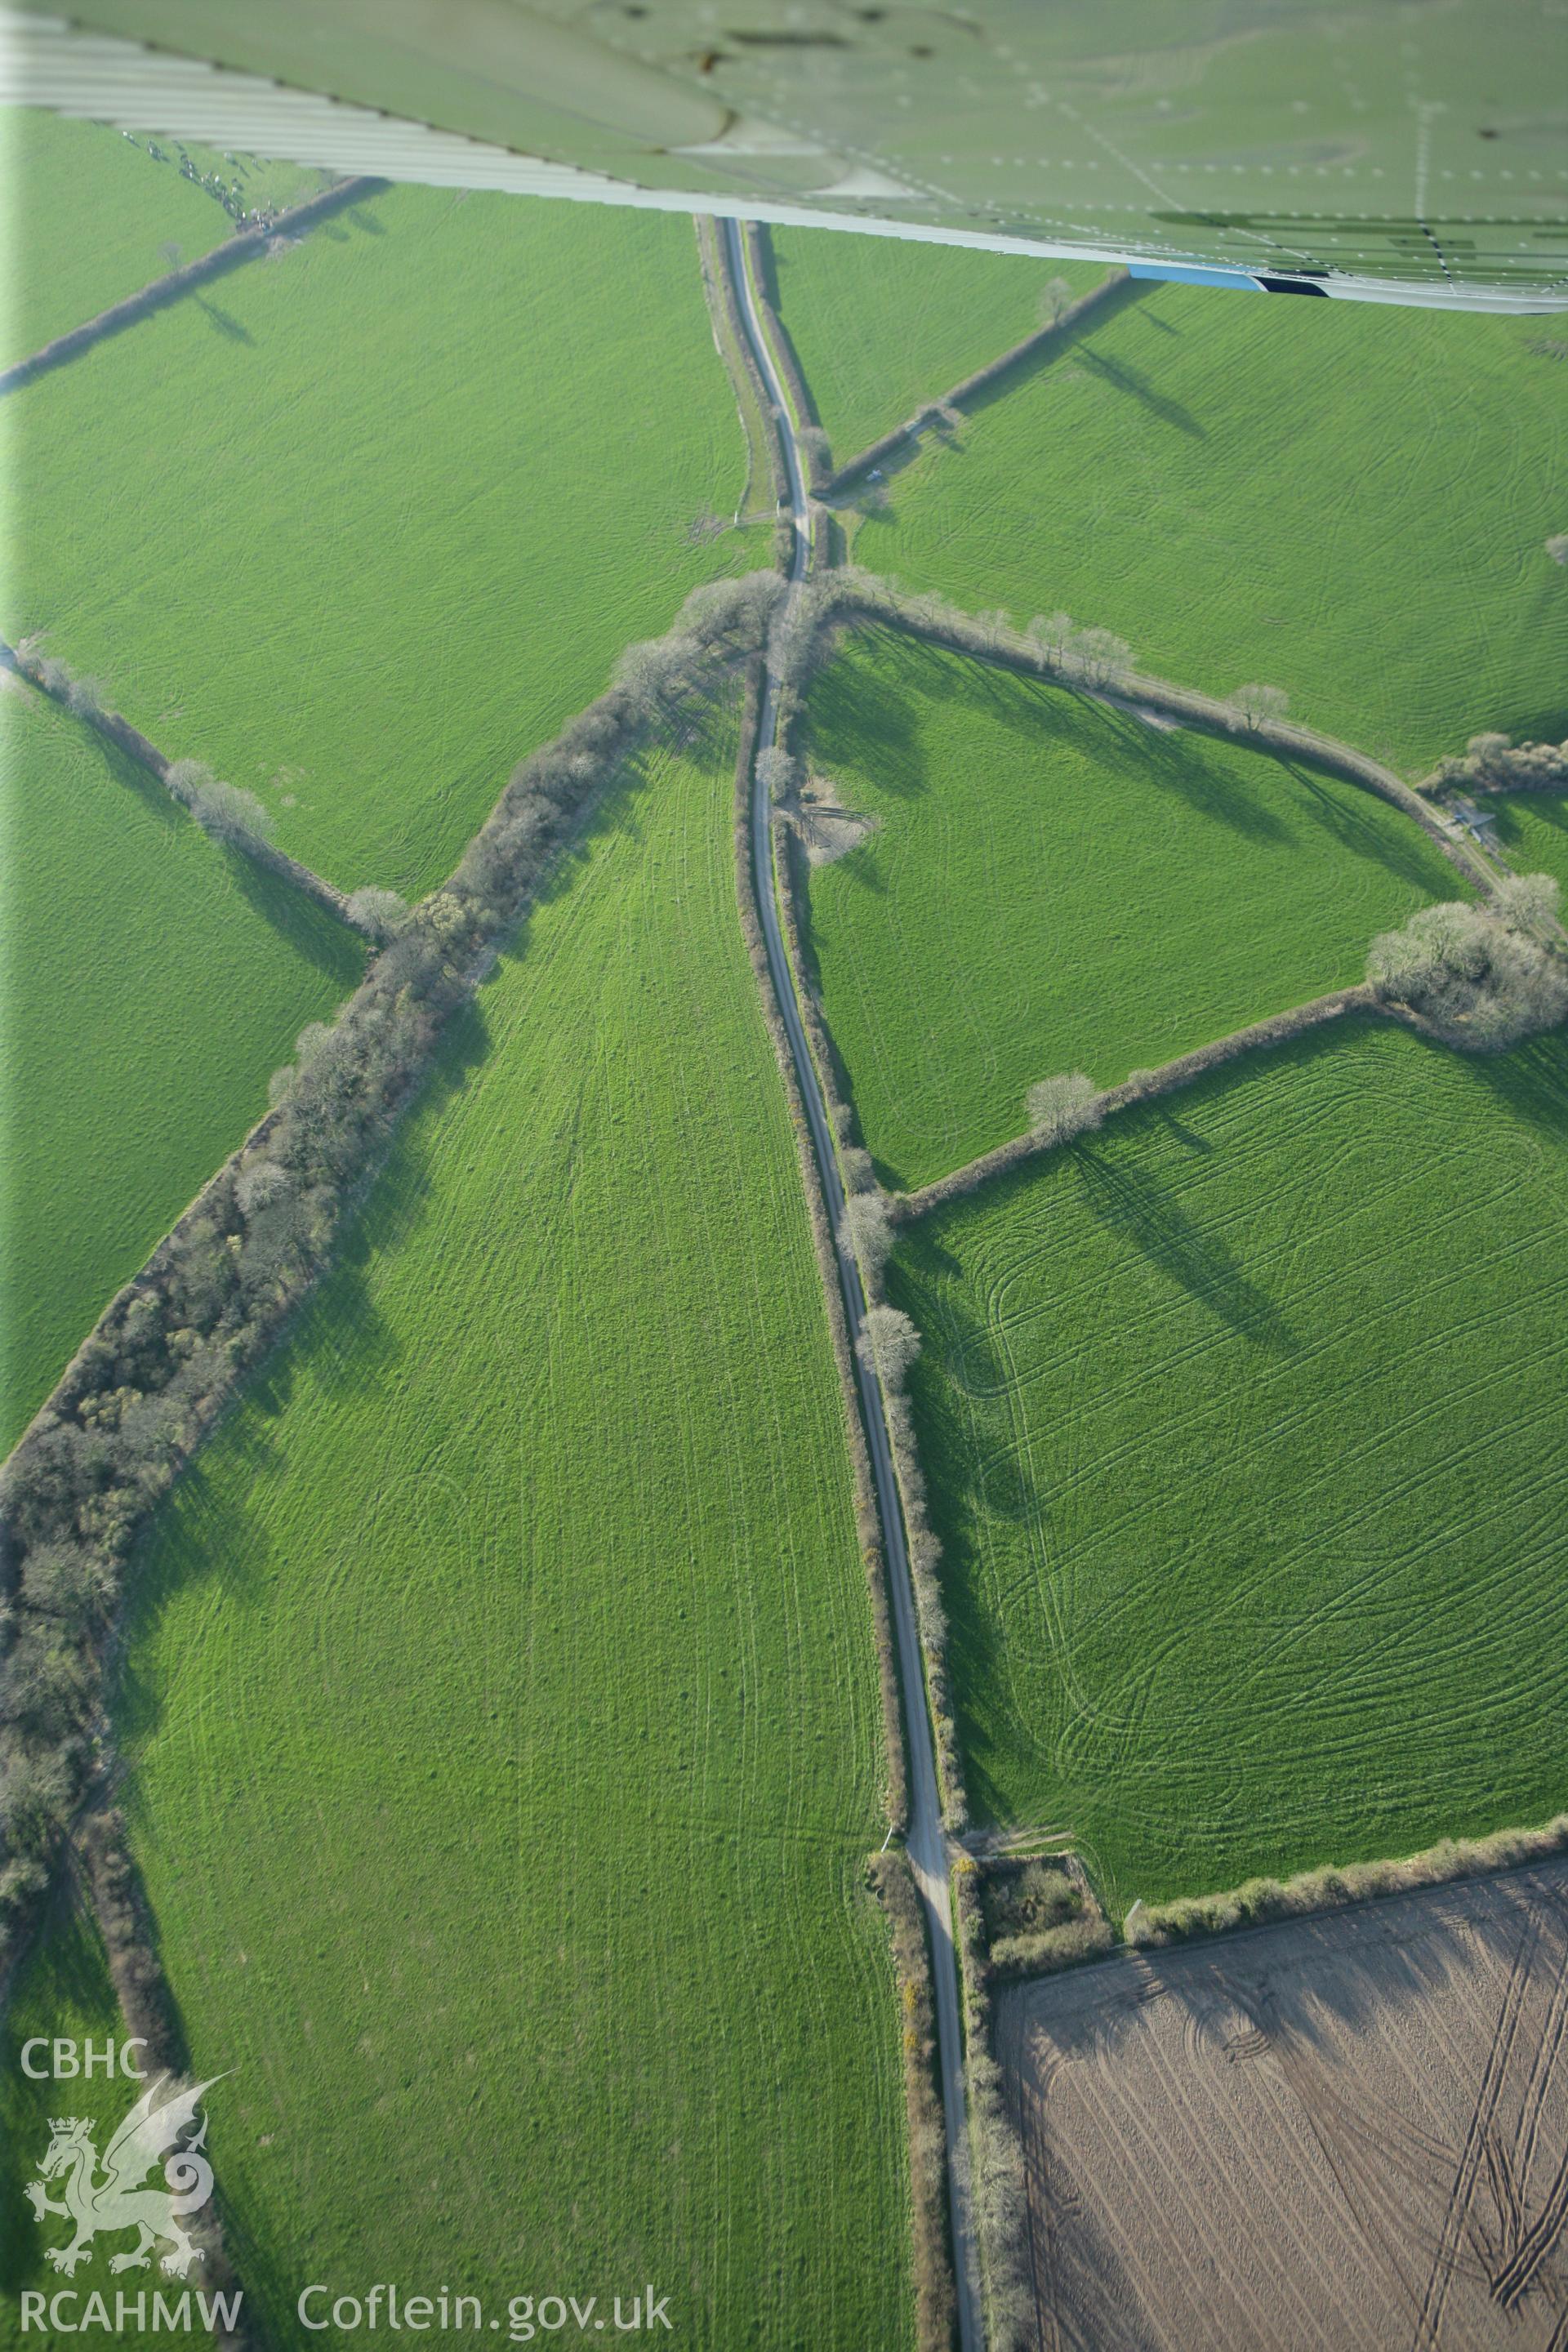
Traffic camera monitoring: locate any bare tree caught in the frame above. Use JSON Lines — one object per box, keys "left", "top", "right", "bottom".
{"left": 755, "top": 746, "right": 797, "bottom": 802}
{"left": 1027, "top": 1071, "right": 1103, "bottom": 1144}
{"left": 158, "top": 239, "right": 182, "bottom": 272}
{"left": 1027, "top": 611, "right": 1076, "bottom": 666}
{"left": 1494, "top": 871, "right": 1561, "bottom": 933}
{"left": 163, "top": 757, "right": 274, "bottom": 845}
{"left": 1040, "top": 275, "right": 1075, "bottom": 327}
{"left": 1071, "top": 626, "right": 1133, "bottom": 685}
{"left": 842, "top": 1190, "right": 894, "bottom": 1281}
{"left": 1434, "top": 732, "right": 1568, "bottom": 794}
{"left": 1227, "top": 682, "right": 1290, "bottom": 731}
{"left": 1466, "top": 729, "right": 1514, "bottom": 777}
{"left": 858, "top": 1303, "right": 922, "bottom": 1389}
{"left": 1367, "top": 880, "right": 1568, "bottom": 1049}
{"left": 1546, "top": 532, "right": 1568, "bottom": 566}
{"left": 797, "top": 423, "right": 831, "bottom": 483}
{"left": 344, "top": 886, "right": 412, "bottom": 940}
{"left": 840, "top": 1143, "right": 875, "bottom": 1194}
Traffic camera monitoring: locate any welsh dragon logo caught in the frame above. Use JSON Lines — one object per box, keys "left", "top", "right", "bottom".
{"left": 25, "top": 2073, "right": 226, "bottom": 2279}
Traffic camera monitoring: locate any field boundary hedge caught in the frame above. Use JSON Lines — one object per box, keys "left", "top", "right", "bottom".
{"left": 897, "top": 986, "right": 1374, "bottom": 1218}
{"left": 0, "top": 175, "right": 387, "bottom": 397}
{"left": 74, "top": 1809, "right": 255, "bottom": 2350}
{"left": 2, "top": 642, "right": 376, "bottom": 935}
{"left": 819, "top": 575, "right": 1496, "bottom": 885}
{"left": 1125, "top": 1811, "right": 1568, "bottom": 1951}
{"left": 822, "top": 269, "right": 1135, "bottom": 501}
{"left": 951, "top": 1857, "right": 1030, "bottom": 2350}
{"left": 0, "top": 573, "right": 783, "bottom": 1984}
{"left": 866, "top": 1850, "right": 960, "bottom": 2352}
{"left": 731, "top": 667, "right": 908, "bottom": 1833}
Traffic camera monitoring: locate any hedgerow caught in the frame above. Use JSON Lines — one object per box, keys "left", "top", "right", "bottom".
{"left": 0, "top": 572, "right": 784, "bottom": 1971}
{"left": 866, "top": 1851, "right": 957, "bottom": 2351}
{"left": 1432, "top": 730, "right": 1568, "bottom": 795}
{"left": 1126, "top": 1813, "right": 1568, "bottom": 1949}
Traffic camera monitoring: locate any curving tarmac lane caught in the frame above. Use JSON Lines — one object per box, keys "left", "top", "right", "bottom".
{"left": 720, "top": 216, "right": 983, "bottom": 2352}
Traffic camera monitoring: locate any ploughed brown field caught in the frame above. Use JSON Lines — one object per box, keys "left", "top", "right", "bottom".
{"left": 998, "top": 1862, "right": 1568, "bottom": 2351}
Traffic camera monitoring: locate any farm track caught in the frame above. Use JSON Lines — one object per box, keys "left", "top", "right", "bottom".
{"left": 720, "top": 216, "right": 983, "bottom": 2352}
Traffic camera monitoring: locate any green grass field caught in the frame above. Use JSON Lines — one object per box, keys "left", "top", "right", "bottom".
{"left": 1, "top": 108, "right": 227, "bottom": 367}
{"left": 117, "top": 732, "right": 912, "bottom": 2347}
{"left": 2, "top": 175, "right": 750, "bottom": 896}
{"left": 1494, "top": 791, "right": 1568, "bottom": 897}
{"left": 0, "top": 685, "right": 362, "bottom": 1451}
{"left": 852, "top": 285, "right": 1568, "bottom": 777}
{"left": 0, "top": 1903, "right": 168, "bottom": 2352}
{"left": 801, "top": 630, "right": 1457, "bottom": 1188}
{"left": 892, "top": 1019, "right": 1568, "bottom": 1909}
{"left": 769, "top": 229, "right": 1100, "bottom": 461}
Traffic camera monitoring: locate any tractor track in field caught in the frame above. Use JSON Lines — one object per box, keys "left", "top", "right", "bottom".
{"left": 719, "top": 215, "right": 985, "bottom": 2352}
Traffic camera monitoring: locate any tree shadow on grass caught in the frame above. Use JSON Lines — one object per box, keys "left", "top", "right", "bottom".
{"left": 891, "top": 1222, "right": 1011, "bottom": 1404}
{"left": 110, "top": 973, "right": 492, "bottom": 1768}
{"left": 1150, "top": 1098, "right": 1215, "bottom": 1154}
{"left": 193, "top": 296, "right": 252, "bottom": 345}
{"left": 889, "top": 1238, "right": 1054, "bottom": 1824}
{"left": 1469, "top": 1028, "right": 1568, "bottom": 1140}
{"left": 220, "top": 846, "right": 367, "bottom": 988}
{"left": 81, "top": 728, "right": 363, "bottom": 987}
{"left": 1097, "top": 708, "right": 1294, "bottom": 844}
{"left": 955, "top": 271, "right": 1149, "bottom": 430}
{"left": 857, "top": 630, "right": 1311, "bottom": 847}
{"left": 1072, "top": 1143, "right": 1296, "bottom": 1352}
{"left": 1494, "top": 791, "right": 1568, "bottom": 858}
{"left": 0, "top": 1894, "right": 124, "bottom": 2299}
{"left": 808, "top": 633, "right": 927, "bottom": 796}
{"left": 1075, "top": 344, "right": 1205, "bottom": 439}
{"left": 82, "top": 725, "right": 181, "bottom": 829}
{"left": 1276, "top": 756, "right": 1451, "bottom": 893}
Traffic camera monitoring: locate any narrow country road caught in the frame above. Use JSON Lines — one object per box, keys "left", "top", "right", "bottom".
{"left": 720, "top": 218, "right": 984, "bottom": 2352}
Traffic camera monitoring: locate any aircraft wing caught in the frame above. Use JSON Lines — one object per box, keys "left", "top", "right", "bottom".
{"left": 5, "top": 0, "right": 1566, "bottom": 309}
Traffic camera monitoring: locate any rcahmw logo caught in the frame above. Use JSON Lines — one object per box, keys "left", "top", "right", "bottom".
{"left": 17, "top": 2037, "right": 243, "bottom": 2333}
